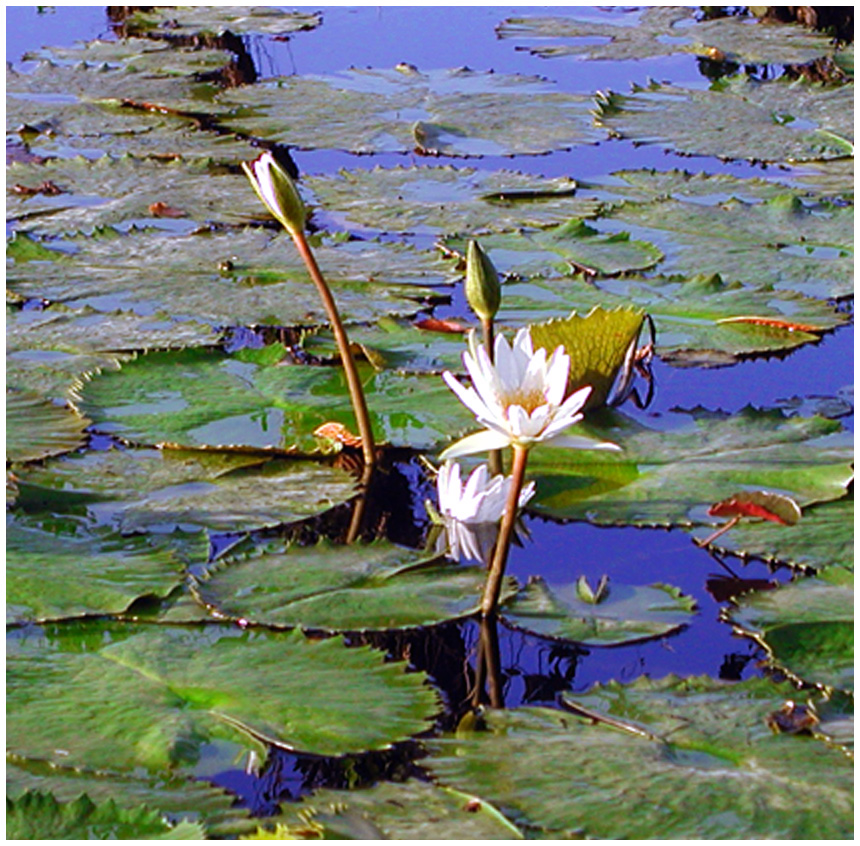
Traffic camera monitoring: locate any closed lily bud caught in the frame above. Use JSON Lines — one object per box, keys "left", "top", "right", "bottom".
{"left": 465, "top": 239, "right": 501, "bottom": 321}
{"left": 242, "top": 151, "right": 306, "bottom": 236}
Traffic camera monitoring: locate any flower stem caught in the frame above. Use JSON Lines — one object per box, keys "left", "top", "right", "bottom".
{"left": 481, "top": 444, "right": 529, "bottom": 617}
{"left": 291, "top": 229, "right": 376, "bottom": 468}
{"left": 481, "top": 315, "right": 504, "bottom": 478}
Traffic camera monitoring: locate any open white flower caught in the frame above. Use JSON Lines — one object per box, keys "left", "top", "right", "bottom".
{"left": 434, "top": 461, "right": 535, "bottom": 563}
{"left": 440, "top": 328, "right": 620, "bottom": 459}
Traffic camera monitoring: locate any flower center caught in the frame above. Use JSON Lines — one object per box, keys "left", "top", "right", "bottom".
{"left": 502, "top": 387, "right": 546, "bottom": 415}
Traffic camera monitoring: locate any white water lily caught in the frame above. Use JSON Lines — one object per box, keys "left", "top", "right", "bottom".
{"left": 242, "top": 150, "right": 306, "bottom": 236}
{"left": 441, "top": 328, "right": 620, "bottom": 459}
{"left": 434, "top": 461, "right": 535, "bottom": 563}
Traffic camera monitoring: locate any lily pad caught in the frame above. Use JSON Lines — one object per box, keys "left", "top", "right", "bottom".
{"left": 14, "top": 446, "right": 357, "bottom": 534}
{"left": 527, "top": 408, "right": 853, "bottom": 528}
{"left": 498, "top": 7, "right": 840, "bottom": 66}
{"left": 500, "top": 273, "right": 848, "bottom": 366}
{"left": 75, "top": 347, "right": 476, "bottom": 453}
{"left": 123, "top": 7, "right": 322, "bottom": 37}
{"left": 528, "top": 305, "right": 645, "bottom": 408}
{"left": 267, "top": 780, "right": 524, "bottom": 840}
{"left": 6, "top": 387, "right": 89, "bottom": 463}
{"left": 194, "top": 537, "right": 516, "bottom": 632}
{"left": 7, "top": 623, "right": 440, "bottom": 769}
{"left": 7, "top": 155, "right": 268, "bottom": 235}
{"left": 306, "top": 166, "right": 601, "bottom": 235}
{"left": 442, "top": 218, "right": 663, "bottom": 277}
{"left": 605, "top": 193, "right": 853, "bottom": 299}
{"left": 6, "top": 515, "right": 196, "bottom": 623}
{"left": 5, "top": 791, "right": 205, "bottom": 840}
{"left": 697, "top": 495, "right": 853, "bottom": 572}
{"left": 6, "top": 228, "right": 452, "bottom": 324}
{"left": 217, "top": 66, "right": 601, "bottom": 156}
{"left": 726, "top": 575, "right": 854, "bottom": 692}
{"left": 501, "top": 576, "right": 697, "bottom": 646}
{"left": 426, "top": 675, "right": 853, "bottom": 838}
{"left": 596, "top": 76, "right": 854, "bottom": 163}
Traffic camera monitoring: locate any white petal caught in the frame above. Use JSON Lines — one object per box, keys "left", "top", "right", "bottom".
{"left": 440, "top": 429, "right": 513, "bottom": 460}
{"left": 442, "top": 371, "right": 492, "bottom": 420}
{"left": 545, "top": 433, "right": 622, "bottom": 451}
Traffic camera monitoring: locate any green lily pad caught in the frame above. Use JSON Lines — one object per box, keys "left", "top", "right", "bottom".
{"left": 500, "top": 273, "right": 847, "bottom": 366}
{"left": 442, "top": 218, "right": 663, "bottom": 277}
{"left": 306, "top": 166, "right": 601, "bottom": 235}
{"left": 501, "top": 576, "right": 697, "bottom": 646}
{"left": 426, "top": 675, "right": 853, "bottom": 838}
{"left": 605, "top": 193, "right": 853, "bottom": 299}
{"left": 75, "top": 347, "right": 476, "bottom": 452}
{"left": 6, "top": 515, "right": 196, "bottom": 623}
{"left": 528, "top": 305, "right": 645, "bottom": 408}
{"left": 267, "top": 780, "right": 524, "bottom": 840}
{"left": 527, "top": 408, "right": 853, "bottom": 528}
{"left": 6, "top": 387, "right": 89, "bottom": 463}
{"left": 498, "top": 7, "right": 839, "bottom": 66}
{"left": 194, "top": 537, "right": 516, "bottom": 632}
{"left": 14, "top": 446, "right": 357, "bottom": 534}
{"left": 786, "top": 157, "right": 855, "bottom": 200}
{"left": 596, "top": 76, "right": 854, "bottom": 163}
{"left": 6, "top": 228, "right": 452, "bottom": 324}
{"left": 7, "top": 155, "right": 268, "bottom": 235}
{"left": 123, "top": 6, "right": 321, "bottom": 37}
{"left": 696, "top": 495, "right": 853, "bottom": 571}
{"left": 6, "top": 791, "right": 205, "bottom": 840}
{"left": 217, "top": 66, "right": 601, "bottom": 156}
{"left": 726, "top": 575, "right": 854, "bottom": 692}
{"left": 7, "top": 623, "right": 439, "bottom": 769}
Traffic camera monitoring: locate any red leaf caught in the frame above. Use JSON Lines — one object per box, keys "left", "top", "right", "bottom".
{"left": 708, "top": 491, "right": 801, "bottom": 525}
{"left": 149, "top": 201, "right": 186, "bottom": 218}
{"left": 415, "top": 317, "right": 467, "bottom": 334}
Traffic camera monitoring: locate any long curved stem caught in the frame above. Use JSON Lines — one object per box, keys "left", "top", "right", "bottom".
{"left": 291, "top": 230, "right": 376, "bottom": 468}
{"left": 481, "top": 315, "right": 503, "bottom": 478}
{"left": 481, "top": 443, "right": 529, "bottom": 617}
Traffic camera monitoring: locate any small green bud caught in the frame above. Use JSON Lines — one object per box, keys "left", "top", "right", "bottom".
{"left": 242, "top": 151, "right": 306, "bottom": 236}
{"left": 465, "top": 239, "right": 501, "bottom": 321}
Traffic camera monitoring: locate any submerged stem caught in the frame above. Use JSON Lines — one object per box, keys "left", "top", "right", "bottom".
{"left": 291, "top": 230, "right": 376, "bottom": 468}
{"left": 481, "top": 444, "right": 529, "bottom": 618}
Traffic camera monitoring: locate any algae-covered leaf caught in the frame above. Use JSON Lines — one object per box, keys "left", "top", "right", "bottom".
{"left": 501, "top": 576, "right": 696, "bottom": 646}
{"left": 306, "top": 165, "right": 600, "bottom": 235}
{"left": 5, "top": 791, "right": 205, "bottom": 840}
{"left": 596, "top": 77, "right": 853, "bottom": 163}
{"left": 75, "top": 347, "right": 475, "bottom": 453}
{"left": 7, "top": 624, "right": 440, "bottom": 771}
{"left": 14, "top": 446, "right": 357, "bottom": 534}
{"left": 727, "top": 575, "right": 854, "bottom": 693}
{"left": 124, "top": 6, "right": 321, "bottom": 37}
{"left": 217, "top": 67, "right": 601, "bottom": 156}
{"left": 268, "top": 780, "right": 524, "bottom": 840}
{"left": 528, "top": 305, "right": 645, "bottom": 408}
{"left": 426, "top": 675, "right": 853, "bottom": 838}
{"left": 194, "top": 538, "right": 515, "bottom": 632}
{"left": 527, "top": 408, "right": 852, "bottom": 528}
{"left": 6, "top": 388, "right": 89, "bottom": 463}
{"left": 499, "top": 6, "right": 839, "bottom": 66}
{"left": 6, "top": 515, "right": 195, "bottom": 624}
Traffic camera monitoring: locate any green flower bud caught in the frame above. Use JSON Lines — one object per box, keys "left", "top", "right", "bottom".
{"left": 465, "top": 239, "right": 501, "bottom": 321}
{"left": 242, "top": 151, "right": 306, "bottom": 236}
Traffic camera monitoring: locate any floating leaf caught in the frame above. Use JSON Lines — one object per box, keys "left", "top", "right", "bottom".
{"left": 426, "top": 676, "right": 853, "bottom": 838}
{"left": 528, "top": 305, "right": 645, "bottom": 408}
{"left": 709, "top": 491, "right": 802, "bottom": 525}
{"left": 306, "top": 165, "right": 600, "bottom": 234}
{"left": 527, "top": 408, "right": 852, "bottom": 528}
{"left": 6, "top": 388, "right": 89, "bottom": 463}
{"left": 5, "top": 791, "right": 205, "bottom": 840}
{"left": 596, "top": 76, "right": 854, "bottom": 163}
{"left": 194, "top": 538, "right": 516, "bottom": 632}
{"left": 498, "top": 7, "right": 839, "bottom": 66}
{"left": 14, "top": 446, "right": 357, "bottom": 534}
{"left": 726, "top": 575, "right": 854, "bottom": 693}
{"left": 7, "top": 623, "right": 440, "bottom": 770}
{"left": 217, "top": 67, "right": 601, "bottom": 156}
{"left": 501, "top": 576, "right": 696, "bottom": 646}
{"left": 123, "top": 7, "right": 322, "bottom": 37}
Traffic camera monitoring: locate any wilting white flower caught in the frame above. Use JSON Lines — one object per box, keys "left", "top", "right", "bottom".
{"left": 434, "top": 461, "right": 534, "bottom": 564}
{"left": 441, "top": 328, "right": 620, "bottom": 459}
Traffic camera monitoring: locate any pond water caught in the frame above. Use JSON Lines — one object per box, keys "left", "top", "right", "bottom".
{"left": 6, "top": 4, "right": 853, "bottom": 834}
